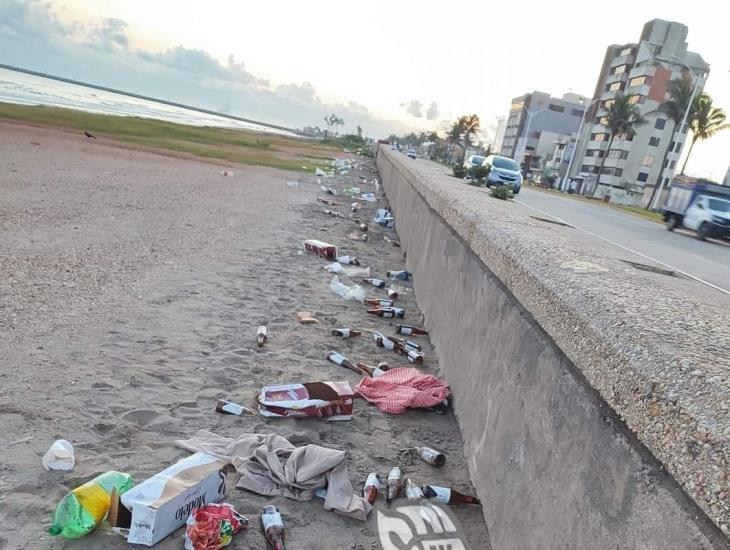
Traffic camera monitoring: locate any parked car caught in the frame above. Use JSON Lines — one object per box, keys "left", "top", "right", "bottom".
{"left": 483, "top": 155, "right": 523, "bottom": 194}
{"left": 406, "top": 149, "right": 418, "bottom": 159}
{"left": 663, "top": 182, "right": 730, "bottom": 240}
{"left": 463, "top": 155, "right": 486, "bottom": 171}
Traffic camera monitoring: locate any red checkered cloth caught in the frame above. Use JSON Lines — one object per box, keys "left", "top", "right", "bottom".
{"left": 355, "top": 367, "right": 450, "bottom": 415}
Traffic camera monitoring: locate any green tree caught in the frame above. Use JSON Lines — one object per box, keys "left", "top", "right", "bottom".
{"left": 596, "top": 94, "right": 646, "bottom": 186}
{"left": 681, "top": 94, "right": 728, "bottom": 174}
{"left": 647, "top": 75, "right": 694, "bottom": 206}
{"left": 458, "top": 114, "right": 481, "bottom": 164}
{"left": 446, "top": 120, "right": 463, "bottom": 162}
{"left": 356, "top": 125, "right": 363, "bottom": 138}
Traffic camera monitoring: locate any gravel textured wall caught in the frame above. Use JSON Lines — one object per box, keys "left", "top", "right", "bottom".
{"left": 376, "top": 146, "right": 729, "bottom": 549}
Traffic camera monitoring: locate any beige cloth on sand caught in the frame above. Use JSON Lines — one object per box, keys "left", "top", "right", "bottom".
{"left": 176, "top": 430, "right": 371, "bottom": 521}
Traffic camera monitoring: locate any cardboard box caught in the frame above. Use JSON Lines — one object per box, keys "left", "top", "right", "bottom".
{"left": 303, "top": 239, "right": 338, "bottom": 261}
{"left": 258, "top": 381, "right": 354, "bottom": 421}
{"left": 109, "top": 452, "right": 232, "bottom": 546}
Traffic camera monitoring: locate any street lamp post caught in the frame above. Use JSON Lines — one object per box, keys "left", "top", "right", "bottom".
{"left": 561, "top": 97, "right": 602, "bottom": 191}
{"left": 650, "top": 56, "right": 701, "bottom": 210}
{"left": 518, "top": 107, "right": 548, "bottom": 178}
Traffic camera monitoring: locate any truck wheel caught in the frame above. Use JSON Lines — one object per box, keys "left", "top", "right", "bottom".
{"left": 697, "top": 222, "right": 709, "bottom": 241}
{"left": 666, "top": 215, "right": 677, "bottom": 231}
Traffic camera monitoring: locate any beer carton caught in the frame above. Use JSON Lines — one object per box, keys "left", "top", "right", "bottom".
{"left": 258, "top": 381, "right": 354, "bottom": 421}
{"left": 109, "top": 453, "right": 232, "bottom": 546}
{"left": 303, "top": 239, "right": 338, "bottom": 261}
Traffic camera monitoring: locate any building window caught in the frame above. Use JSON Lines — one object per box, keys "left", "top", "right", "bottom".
{"left": 601, "top": 167, "right": 623, "bottom": 176}
{"left": 637, "top": 172, "right": 649, "bottom": 182}
{"left": 654, "top": 118, "right": 667, "bottom": 130}
{"left": 595, "top": 116, "right": 610, "bottom": 126}
{"left": 607, "top": 149, "right": 628, "bottom": 159}
{"left": 619, "top": 47, "right": 633, "bottom": 56}
{"left": 669, "top": 140, "right": 675, "bottom": 150}
{"left": 555, "top": 157, "right": 562, "bottom": 163}
{"left": 613, "top": 64, "right": 627, "bottom": 75}
{"left": 649, "top": 137, "right": 660, "bottom": 146}
{"left": 628, "top": 95, "right": 645, "bottom": 105}
{"left": 641, "top": 154, "right": 654, "bottom": 166}
{"left": 571, "top": 108, "right": 584, "bottom": 116}
{"left": 628, "top": 76, "right": 653, "bottom": 87}
{"left": 675, "top": 141, "right": 682, "bottom": 152}
{"left": 669, "top": 160, "right": 676, "bottom": 169}
{"left": 548, "top": 104, "right": 565, "bottom": 113}
{"left": 607, "top": 82, "right": 623, "bottom": 92}
{"left": 590, "top": 133, "right": 609, "bottom": 141}
{"left": 603, "top": 99, "right": 615, "bottom": 109}
{"left": 663, "top": 159, "right": 668, "bottom": 168}
{"left": 663, "top": 178, "right": 670, "bottom": 185}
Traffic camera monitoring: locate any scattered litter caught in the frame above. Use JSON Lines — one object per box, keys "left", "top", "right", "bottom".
{"left": 350, "top": 201, "right": 362, "bottom": 212}
{"left": 258, "top": 381, "right": 354, "bottom": 421}
{"left": 344, "top": 186, "right": 361, "bottom": 196}
{"left": 387, "top": 288, "right": 399, "bottom": 299}
{"left": 360, "top": 193, "right": 376, "bottom": 202}
{"left": 363, "top": 473, "right": 381, "bottom": 504}
{"left": 386, "top": 467, "right": 403, "bottom": 506}
{"left": 415, "top": 446, "right": 446, "bottom": 467}
{"left": 331, "top": 328, "right": 362, "bottom": 338}
{"left": 364, "top": 298, "right": 394, "bottom": 307}
{"left": 405, "top": 478, "right": 424, "bottom": 502}
{"left": 216, "top": 399, "right": 256, "bottom": 416}
{"left": 49, "top": 471, "right": 134, "bottom": 539}
{"left": 184, "top": 503, "right": 248, "bottom": 550}
{"left": 395, "top": 324, "right": 427, "bottom": 336}
{"left": 362, "top": 277, "right": 386, "bottom": 288}
{"left": 355, "top": 361, "right": 389, "bottom": 378}
{"left": 9, "top": 436, "right": 32, "bottom": 447}
{"left": 303, "top": 239, "right": 338, "bottom": 261}
{"left": 109, "top": 453, "right": 231, "bottom": 546}
{"left": 315, "top": 168, "right": 327, "bottom": 177}
{"left": 327, "top": 350, "right": 361, "bottom": 374}
{"left": 257, "top": 325, "right": 267, "bottom": 347}
{"left": 323, "top": 209, "right": 346, "bottom": 218}
{"left": 220, "top": 171, "right": 233, "bottom": 177}
{"left": 348, "top": 231, "right": 367, "bottom": 242}
{"left": 330, "top": 275, "right": 366, "bottom": 302}
{"left": 383, "top": 235, "right": 401, "bottom": 247}
{"left": 367, "top": 306, "right": 405, "bottom": 319}
{"left": 261, "top": 505, "right": 285, "bottom": 550}
{"left": 297, "top": 311, "right": 320, "bottom": 324}
{"left": 286, "top": 181, "right": 300, "bottom": 188}
{"left": 317, "top": 197, "right": 338, "bottom": 206}
{"left": 43, "top": 439, "right": 75, "bottom": 471}
{"left": 336, "top": 255, "right": 360, "bottom": 265}
{"left": 387, "top": 270, "right": 412, "bottom": 281}
{"left": 423, "top": 485, "right": 480, "bottom": 505}
{"left": 324, "top": 262, "right": 371, "bottom": 278}
{"left": 320, "top": 185, "right": 337, "bottom": 195}
{"left": 176, "top": 431, "right": 371, "bottom": 520}
{"left": 374, "top": 209, "right": 395, "bottom": 228}
{"left": 355, "top": 367, "right": 450, "bottom": 415}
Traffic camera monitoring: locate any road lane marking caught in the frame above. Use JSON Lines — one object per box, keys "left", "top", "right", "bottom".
{"left": 513, "top": 197, "right": 730, "bottom": 296}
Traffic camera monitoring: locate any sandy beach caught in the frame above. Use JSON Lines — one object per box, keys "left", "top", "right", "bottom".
{"left": 0, "top": 123, "right": 490, "bottom": 549}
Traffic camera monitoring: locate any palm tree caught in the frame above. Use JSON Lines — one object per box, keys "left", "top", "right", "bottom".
{"left": 458, "top": 114, "right": 481, "bottom": 163}
{"left": 446, "top": 120, "right": 463, "bottom": 163}
{"left": 646, "top": 75, "right": 694, "bottom": 207}
{"left": 596, "top": 94, "right": 646, "bottom": 184}
{"left": 681, "top": 94, "right": 728, "bottom": 174}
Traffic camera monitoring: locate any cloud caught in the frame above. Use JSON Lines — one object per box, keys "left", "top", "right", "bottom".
{"left": 402, "top": 99, "right": 423, "bottom": 118}
{"left": 426, "top": 101, "right": 439, "bottom": 120}
{"left": 0, "top": 0, "right": 419, "bottom": 137}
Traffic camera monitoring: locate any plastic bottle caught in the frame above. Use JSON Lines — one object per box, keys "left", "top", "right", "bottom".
{"left": 261, "top": 505, "right": 286, "bottom": 550}
{"left": 336, "top": 255, "right": 360, "bottom": 266}
{"left": 48, "top": 471, "right": 134, "bottom": 539}
{"left": 216, "top": 399, "right": 255, "bottom": 416}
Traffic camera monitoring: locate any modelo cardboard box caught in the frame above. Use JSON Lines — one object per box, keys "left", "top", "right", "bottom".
{"left": 258, "top": 381, "right": 354, "bottom": 421}
{"left": 109, "top": 452, "right": 233, "bottom": 546}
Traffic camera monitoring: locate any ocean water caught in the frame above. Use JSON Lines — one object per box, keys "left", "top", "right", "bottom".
{"left": 0, "top": 67, "right": 296, "bottom": 136}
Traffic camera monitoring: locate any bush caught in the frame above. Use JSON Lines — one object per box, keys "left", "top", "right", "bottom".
{"left": 490, "top": 185, "right": 512, "bottom": 200}
{"left": 469, "top": 165, "right": 488, "bottom": 182}
{"left": 452, "top": 165, "right": 466, "bottom": 178}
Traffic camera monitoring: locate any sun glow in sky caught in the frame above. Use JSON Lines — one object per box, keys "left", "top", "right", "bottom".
{"left": 35, "top": 0, "right": 730, "bottom": 179}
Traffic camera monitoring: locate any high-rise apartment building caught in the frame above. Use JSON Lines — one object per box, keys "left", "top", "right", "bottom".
{"left": 568, "top": 19, "right": 710, "bottom": 205}
{"left": 499, "top": 91, "right": 586, "bottom": 175}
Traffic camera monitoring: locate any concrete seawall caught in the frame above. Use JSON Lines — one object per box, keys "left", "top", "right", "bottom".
{"left": 376, "top": 146, "right": 730, "bottom": 549}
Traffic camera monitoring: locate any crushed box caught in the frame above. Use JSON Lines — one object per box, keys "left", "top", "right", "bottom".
{"left": 109, "top": 452, "right": 232, "bottom": 546}
{"left": 258, "top": 381, "right": 354, "bottom": 421}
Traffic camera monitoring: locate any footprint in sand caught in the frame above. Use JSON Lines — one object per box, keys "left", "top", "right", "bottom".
{"left": 122, "top": 409, "right": 174, "bottom": 429}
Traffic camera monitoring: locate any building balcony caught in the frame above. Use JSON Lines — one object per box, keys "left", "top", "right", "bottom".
{"left": 603, "top": 157, "right": 626, "bottom": 168}
{"left": 598, "top": 174, "right": 620, "bottom": 185}
{"left": 628, "top": 64, "right": 656, "bottom": 80}
{"left": 605, "top": 72, "right": 629, "bottom": 85}
{"left": 610, "top": 53, "right": 635, "bottom": 68}
{"left": 586, "top": 140, "right": 610, "bottom": 151}
{"left": 581, "top": 156, "right": 602, "bottom": 166}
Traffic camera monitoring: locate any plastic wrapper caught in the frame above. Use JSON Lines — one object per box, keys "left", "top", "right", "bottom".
{"left": 329, "top": 275, "right": 366, "bottom": 302}
{"left": 184, "top": 503, "right": 248, "bottom": 550}
{"left": 324, "top": 262, "right": 371, "bottom": 278}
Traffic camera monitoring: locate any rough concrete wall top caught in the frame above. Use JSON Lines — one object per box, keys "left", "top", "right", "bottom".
{"left": 377, "top": 146, "right": 729, "bottom": 534}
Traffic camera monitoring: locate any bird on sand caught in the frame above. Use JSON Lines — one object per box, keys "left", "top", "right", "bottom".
{"left": 84, "top": 131, "right": 97, "bottom": 140}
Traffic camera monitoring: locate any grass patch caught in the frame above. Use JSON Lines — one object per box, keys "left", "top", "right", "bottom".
{"left": 0, "top": 102, "right": 352, "bottom": 172}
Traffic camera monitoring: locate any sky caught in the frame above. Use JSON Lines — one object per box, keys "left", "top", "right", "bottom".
{"left": 0, "top": 0, "right": 728, "bottom": 180}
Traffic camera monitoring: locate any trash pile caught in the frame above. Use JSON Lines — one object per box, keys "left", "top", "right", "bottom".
{"left": 44, "top": 152, "right": 478, "bottom": 549}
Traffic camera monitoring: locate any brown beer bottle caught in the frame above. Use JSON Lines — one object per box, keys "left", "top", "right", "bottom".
{"left": 364, "top": 298, "right": 394, "bottom": 307}
{"left": 363, "top": 473, "right": 381, "bottom": 504}
{"left": 387, "top": 287, "right": 399, "bottom": 299}
{"left": 395, "top": 324, "right": 428, "bottom": 336}
{"left": 386, "top": 466, "right": 403, "bottom": 506}
{"left": 415, "top": 446, "right": 446, "bottom": 467}
{"left": 331, "top": 328, "right": 362, "bottom": 338}
{"left": 261, "top": 504, "right": 286, "bottom": 549}
{"left": 257, "top": 325, "right": 267, "bottom": 347}
{"left": 362, "top": 278, "right": 386, "bottom": 288}
{"left": 368, "top": 307, "right": 404, "bottom": 319}
{"left": 423, "top": 485, "right": 480, "bottom": 505}
{"left": 372, "top": 331, "right": 397, "bottom": 350}
{"left": 356, "top": 361, "right": 390, "bottom": 377}
{"left": 390, "top": 336, "right": 422, "bottom": 352}
{"left": 327, "top": 350, "right": 359, "bottom": 373}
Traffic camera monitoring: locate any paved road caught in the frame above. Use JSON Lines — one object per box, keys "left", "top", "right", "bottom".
{"left": 515, "top": 188, "right": 730, "bottom": 293}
